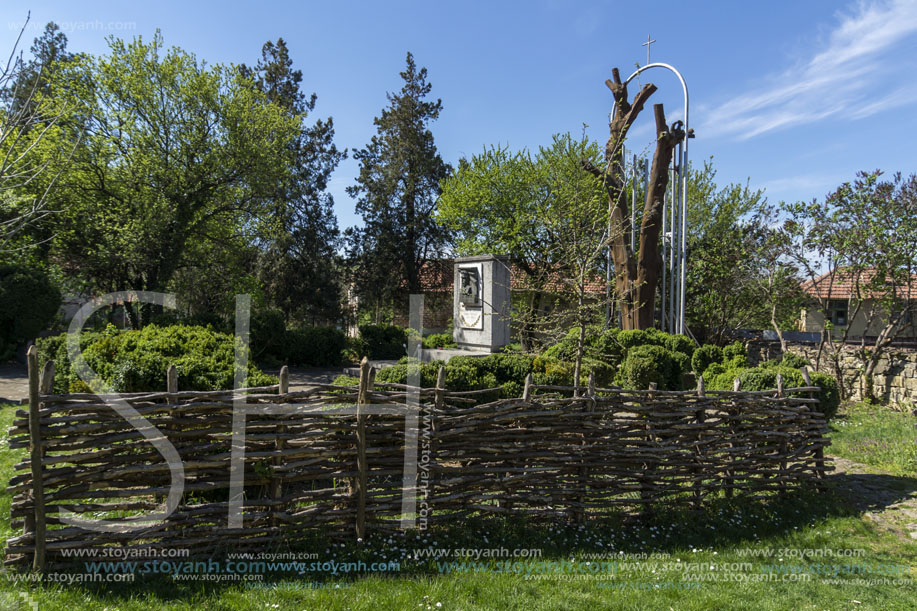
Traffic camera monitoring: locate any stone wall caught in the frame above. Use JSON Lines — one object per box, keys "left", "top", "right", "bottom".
{"left": 747, "top": 340, "right": 917, "bottom": 405}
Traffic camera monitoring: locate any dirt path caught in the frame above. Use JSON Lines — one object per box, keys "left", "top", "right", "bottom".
{"left": 826, "top": 455, "right": 917, "bottom": 541}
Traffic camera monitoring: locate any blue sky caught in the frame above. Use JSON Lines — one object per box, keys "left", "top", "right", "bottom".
{"left": 4, "top": 1, "right": 917, "bottom": 231}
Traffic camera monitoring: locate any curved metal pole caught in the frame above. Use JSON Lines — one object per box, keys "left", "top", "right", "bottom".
{"left": 624, "top": 63, "right": 689, "bottom": 335}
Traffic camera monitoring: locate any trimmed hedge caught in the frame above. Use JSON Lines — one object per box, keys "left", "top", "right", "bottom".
{"left": 359, "top": 324, "right": 408, "bottom": 360}
{"left": 422, "top": 332, "right": 456, "bottom": 349}
{"left": 616, "top": 344, "right": 682, "bottom": 391}
{"left": 691, "top": 344, "right": 723, "bottom": 376}
{"left": 284, "top": 327, "right": 346, "bottom": 367}
{"left": 36, "top": 324, "right": 276, "bottom": 394}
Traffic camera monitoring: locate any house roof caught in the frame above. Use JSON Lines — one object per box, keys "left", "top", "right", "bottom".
{"left": 800, "top": 268, "right": 917, "bottom": 301}
{"left": 417, "top": 258, "right": 607, "bottom": 294}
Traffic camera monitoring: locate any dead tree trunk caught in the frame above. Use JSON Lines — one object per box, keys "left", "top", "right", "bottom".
{"left": 583, "top": 68, "right": 685, "bottom": 330}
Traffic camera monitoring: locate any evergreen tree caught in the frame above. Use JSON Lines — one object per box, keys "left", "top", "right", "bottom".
{"left": 240, "top": 39, "right": 345, "bottom": 324}
{"left": 346, "top": 52, "right": 451, "bottom": 313}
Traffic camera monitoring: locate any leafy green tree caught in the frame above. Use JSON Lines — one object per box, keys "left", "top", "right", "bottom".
{"left": 0, "top": 19, "right": 78, "bottom": 256}
{"left": 781, "top": 170, "right": 917, "bottom": 403}
{"left": 439, "top": 133, "right": 609, "bottom": 358}
{"left": 682, "top": 161, "right": 771, "bottom": 344}
{"left": 241, "top": 39, "right": 345, "bottom": 324}
{"left": 33, "top": 32, "right": 301, "bottom": 326}
{"left": 346, "top": 52, "right": 451, "bottom": 317}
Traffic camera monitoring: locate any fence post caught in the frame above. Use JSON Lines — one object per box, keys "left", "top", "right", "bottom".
{"left": 522, "top": 373, "right": 533, "bottom": 402}
{"left": 575, "top": 373, "right": 597, "bottom": 523}
{"left": 776, "top": 374, "right": 788, "bottom": 492}
{"left": 693, "top": 375, "right": 706, "bottom": 508}
{"left": 800, "top": 367, "right": 826, "bottom": 481}
{"left": 641, "top": 381, "right": 658, "bottom": 519}
{"left": 430, "top": 366, "right": 445, "bottom": 516}
{"left": 355, "top": 357, "right": 370, "bottom": 539}
{"left": 725, "top": 378, "right": 741, "bottom": 499}
{"left": 27, "top": 346, "right": 46, "bottom": 573}
{"left": 167, "top": 364, "right": 178, "bottom": 394}
{"left": 271, "top": 366, "right": 289, "bottom": 527}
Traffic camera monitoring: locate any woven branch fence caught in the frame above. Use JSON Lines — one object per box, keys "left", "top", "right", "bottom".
{"left": 5, "top": 348, "right": 831, "bottom": 571}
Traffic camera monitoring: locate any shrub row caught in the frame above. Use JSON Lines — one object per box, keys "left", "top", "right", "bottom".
{"left": 702, "top": 350, "right": 840, "bottom": 420}
{"left": 36, "top": 324, "right": 276, "bottom": 394}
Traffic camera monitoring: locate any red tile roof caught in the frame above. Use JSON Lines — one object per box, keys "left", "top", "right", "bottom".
{"left": 800, "top": 268, "right": 917, "bottom": 300}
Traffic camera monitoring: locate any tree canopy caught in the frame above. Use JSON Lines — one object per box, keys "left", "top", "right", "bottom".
{"left": 346, "top": 52, "right": 451, "bottom": 316}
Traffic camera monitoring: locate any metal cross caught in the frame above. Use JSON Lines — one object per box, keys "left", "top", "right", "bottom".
{"left": 642, "top": 35, "right": 656, "bottom": 65}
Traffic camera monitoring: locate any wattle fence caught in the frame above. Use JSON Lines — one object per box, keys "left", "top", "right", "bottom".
{"left": 5, "top": 348, "right": 831, "bottom": 571}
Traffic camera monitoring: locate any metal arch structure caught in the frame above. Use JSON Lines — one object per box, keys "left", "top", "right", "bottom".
{"left": 623, "top": 63, "right": 690, "bottom": 336}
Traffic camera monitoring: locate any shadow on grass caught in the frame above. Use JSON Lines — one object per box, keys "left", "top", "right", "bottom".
{"left": 14, "top": 486, "right": 864, "bottom": 603}
{"left": 823, "top": 469, "right": 917, "bottom": 513}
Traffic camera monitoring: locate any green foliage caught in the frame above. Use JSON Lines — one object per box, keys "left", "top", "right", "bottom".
{"left": 345, "top": 52, "right": 451, "bottom": 310}
{"left": 250, "top": 308, "right": 288, "bottom": 364}
{"left": 809, "top": 372, "right": 840, "bottom": 421}
{"left": 242, "top": 39, "right": 346, "bottom": 325}
{"left": 36, "top": 324, "right": 275, "bottom": 393}
{"left": 616, "top": 329, "right": 665, "bottom": 351}
{"left": 437, "top": 133, "right": 608, "bottom": 350}
{"left": 35, "top": 32, "right": 303, "bottom": 323}
{"left": 722, "top": 341, "right": 745, "bottom": 361}
{"left": 706, "top": 361, "right": 839, "bottom": 421}
{"left": 777, "top": 352, "right": 811, "bottom": 369}
{"left": 664, "top": 334, "right": 697, "bottom": 359}
{"left": 331, "top": 374, "right": 360, "bottom": 387}
{"left": 375, "top": 360, "right": 444, "bottom": 389}
{"left": 358, "top": 324, "right": 407, "bottom": 360}
{"left": 531, "top": 355, "right": 575, "bottom": 387}
{"left": 0, "top": 264, "right": 61, "bottom": 359}
{"left": 616, "top": 345, "right": 682, "bottom": 391}
{"left": 284, "top": 326, "right": 346, "bottom": 367}
{"left": 422, "top": 332, "right": 456, "bottom": 349}
{"left": 692, "top": 344, "right": 724, "bottom": 376}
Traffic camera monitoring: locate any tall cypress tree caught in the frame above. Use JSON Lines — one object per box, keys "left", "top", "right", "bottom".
{"left": 346, "top": 52, "right": 451, "bottom": 312}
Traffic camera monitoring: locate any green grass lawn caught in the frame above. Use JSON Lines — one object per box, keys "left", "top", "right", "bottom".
{"left": 827, "top": 403, "right": 917, "bottom": 477}
{"left": 1, "top": 401, "right": 915, "bottom": 610}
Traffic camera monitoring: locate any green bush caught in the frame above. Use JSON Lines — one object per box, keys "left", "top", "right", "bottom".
{"left": 778, "top": 352, "right": 811, "bottom": 369}
{"left": 284, "top": 326, "right": 346, "bottom": 366}
{"left": 705, "top": 362, "right": 839, "bottom": 421}
{"left": 664, "top": 334, "right": 697, "bottom": 360}
{"left": 542, "top": 326, "right": 622, "bottom": 385}
{"left": 0, "top": 264, "right": 61, "bottom": 360}
{"left": 723, "top": 341, "right": 746, "bottom": 361}
{"left": 358, "top": 324, "right": 408, "bottom": 360}
{"left": 531, "top": 355, "right": 576, "bottom": 387}
{"left": 809, "top": 372, "right": 840, "bottom": 420}
{"left": 249, "top": 308, "right": 287, "bottom": 365}
{"left": 616, "top": 344, "right": 681, "bottom": 390}
{"left": 331, "top": 374, "right": 360, "bottom": 387}
{"left": 36, "top": 324, "right": 275, "bottom": 393}
{"left": 616, "top": 329, "right": 664, "bottom": 351}
{"left": 691, "top": 344, "right": 724, "bottom": 375}
{"left": 376, "top": 360, "right": 441, "bottom": 387}
{"left": 422, "top": 332, "right": 456, "bottom": 349}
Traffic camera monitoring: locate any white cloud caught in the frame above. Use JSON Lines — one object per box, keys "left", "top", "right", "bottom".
{"left": 702, "top": 0, "right": 917, "bottom": 140}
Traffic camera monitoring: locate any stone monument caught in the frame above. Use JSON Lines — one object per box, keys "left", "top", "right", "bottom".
{"left": 453, "top": 254, "right": 511, "bottom": 351}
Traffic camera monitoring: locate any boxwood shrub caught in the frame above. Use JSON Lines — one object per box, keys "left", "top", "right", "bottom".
{"left": 691, "top": 344, "right": 724, "bottom": 376}
{"left": 36, "top": 324, "right": 276, "bottom": 393}
{"left": 422, "top": 332, "right": 456, "bottom": 349}
{"left": 359, "top": 324, "right": 408, "bottom": 360}
{"left": 284, "top": 326, "right": 347, "bottom": 366}
{"left": 616, "top": 344, "right": 682, "bottom": 390}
